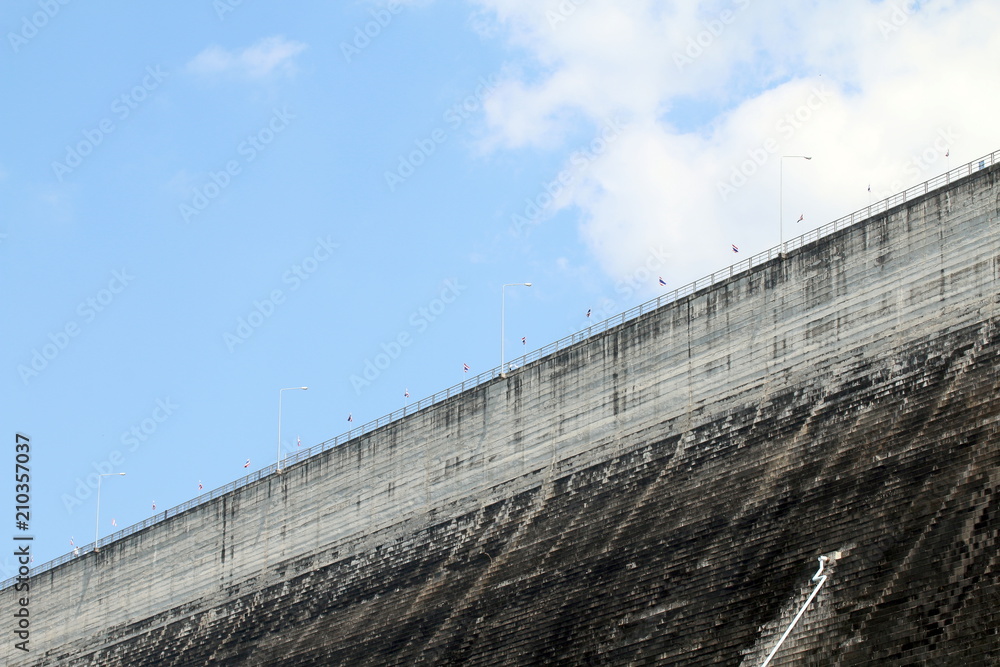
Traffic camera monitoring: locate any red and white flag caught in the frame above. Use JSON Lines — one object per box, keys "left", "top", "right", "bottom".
{"left": 404, "top": 388, "right": 410, "bottom": 398}
{"left": 521, "top": 336, "right": 526, "bottom": 345}
{"left": 198, "top": 480, "right": 204, "bottom": 490}
{"left": 69, "top": 537, "right": 75, "bottom": 547}
{"left": 111, "top": 518, "right": 117, "bottom": 527}
{"left": 463, "top": 363, "right": 470, "bottom": 373}
{"left": 243, "top": 458, "right": 251, "bottom": 468}
{"left": 296, "top": 436, "right": 302, "bottom": 448}
{"left": 797, "top": 214, "right": 804, "bottom": 223}
{"left": 152, "top": 501, "right": 157, "bottom": 511}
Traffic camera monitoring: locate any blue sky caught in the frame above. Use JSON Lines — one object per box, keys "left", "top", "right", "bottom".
{"left": 4, "top": 0, "right": 999, "bottom": 573}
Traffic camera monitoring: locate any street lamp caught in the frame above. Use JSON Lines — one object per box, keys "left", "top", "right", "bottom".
{"left": 277, "top": 386, "right": 308, "bottom": 472}
{"left": 501, "top": 282, "right": 532, "bottom": 374}
{"left": 780, "top": 155, "right": 812, "bottom": 254}
{"left": 95, "top": 472, "right": 126, "bottom": 552}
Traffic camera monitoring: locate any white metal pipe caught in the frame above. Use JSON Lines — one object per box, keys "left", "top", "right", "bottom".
{"left": 760, "top": 555, "right": 830, "bottom": 667}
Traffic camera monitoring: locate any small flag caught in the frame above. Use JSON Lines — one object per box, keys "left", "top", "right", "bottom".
{"left": 868, "top": 184, "right": 871, "bottom": 192}
{"left": 945, "top": 149, "right": 950, "bottom": 157}
{"left": 404, "top": 388, "right": 410, "bottom": 398}
{"left": 521, "top": 336, "right": 526, "bottom": 345}
{"left": 732, "top": 244, "right": 739, "bottom": 253}
{"left": 347, "top": 413, "right": 353, "bottom": 422}
{"left": 797, "top": 214, "right": 804, "bottom": 222}
{"left": 152, "top": 501, "right": 157, "bottom": 510}
{"left": 296, "top": 436, "right": 302, "bottom": 448}
{"left": 586, "top": 309, "right": 591, "bottom": 318}
{"left": 243, "top": 458, "right": 251, "bottom": 468}
{"left": 659, "top": 277, "right": 667, "bottom": 287}
{"left": 463, "top": 363, "right": 470, "bottom": 373}
{"left": 198, "top": 480, "right": 204, "bottom": 490}
{"left": 111, "top": 518, "right": 117, "bottom": 527}
{"left": 69, "top": 537, "right": 75, "bottom": 547}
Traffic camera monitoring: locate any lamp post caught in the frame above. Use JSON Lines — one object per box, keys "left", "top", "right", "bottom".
{"left": 277, "top": 386, "right": 308, "bottom": 472}
{"left": 95, "top": 472, "right": 126, "bottom": 552}
{"left": 501, "top": 282, "right": 532, "bottom": 374}
{"left": 780, "top": 155, "right": 812, "bottom": 254}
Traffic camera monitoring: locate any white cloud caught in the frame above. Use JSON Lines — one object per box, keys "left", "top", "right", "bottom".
{"left": 187, "top": 36, "right": 307, "bottom": 79}
{"left": 472, "top": 0, "right": 1000, "bottom": 290}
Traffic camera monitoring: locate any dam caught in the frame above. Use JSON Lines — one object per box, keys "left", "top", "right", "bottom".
{"left": 3, "top": 152, "right": 999, "bottom": 665}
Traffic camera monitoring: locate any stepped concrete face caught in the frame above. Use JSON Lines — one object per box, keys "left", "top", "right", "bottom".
{"left": 4, "top": 166, "right": 999, "bottom": 665}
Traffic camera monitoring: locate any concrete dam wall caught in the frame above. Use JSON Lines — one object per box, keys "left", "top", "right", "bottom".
{"left": 4, "top": 163, "right": 1000, "bottom": 665}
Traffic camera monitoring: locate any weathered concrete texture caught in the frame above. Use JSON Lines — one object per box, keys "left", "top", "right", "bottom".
{"left": 4, "top": 165, "right": 999, "bottom": 665}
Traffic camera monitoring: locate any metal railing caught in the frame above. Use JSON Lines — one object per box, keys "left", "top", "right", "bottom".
{"left": 3, "top": 149, "right": 996, "bottom": 591}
